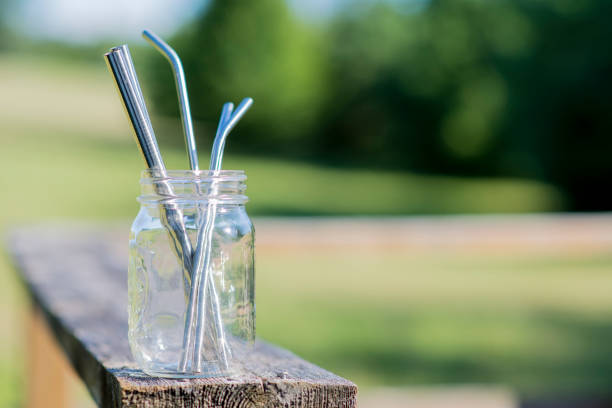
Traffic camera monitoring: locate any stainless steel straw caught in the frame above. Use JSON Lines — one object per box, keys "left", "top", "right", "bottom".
{"left": 142, "top": 29, "right": 199, "bottom": 170}
{"left": 210, "top": 98, "right": 253, "bottom": 170}
{"left": 119, "top": 45, "right": 151, "bottom": 129}
{"left": 141, "top": 30, "right": 230, "bottom": 371}
{"left": 176, "top": 104, "right": 235, "bottom": 371}
{"left": 105, "top": 47, "right": 162, "bottom": 167}
{"left": 190, "top": 98, "right": 253, "bottom": 371}
{"left": 104, "top": 46, "right": 194, "bottom": 294}
{"left": 177, "top": 104, "right": 227, "bottom": 371}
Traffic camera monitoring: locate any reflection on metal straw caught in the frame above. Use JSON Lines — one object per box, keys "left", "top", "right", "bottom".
{"left": 119, "top": 45, "right": 150, "bottom": 128}
{"left": 104, "top": 47, "right": 162, "bottom": 168}
{"left": 214, "top": 102, "right": 235, "bottom": 154}
{"left": 142, "top": 29, "right": 199, "bottom": 171}
{"left": 104, "top": 46, "right": 193, "bottom": 297}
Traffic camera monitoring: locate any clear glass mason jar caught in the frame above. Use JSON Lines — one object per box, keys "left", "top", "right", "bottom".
{"left": 128, "top": 169, "right": 255, "bottom": 378}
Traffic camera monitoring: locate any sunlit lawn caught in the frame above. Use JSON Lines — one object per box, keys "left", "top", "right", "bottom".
{"left": 258, "top": 248, "right": 612, "bottom": 396}
{"left": 1, "top": 52, "right": 610, "bottom": 406}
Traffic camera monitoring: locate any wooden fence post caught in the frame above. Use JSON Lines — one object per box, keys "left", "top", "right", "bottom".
{"left": 26, "top": 305, "right": 69, "bottom": 408}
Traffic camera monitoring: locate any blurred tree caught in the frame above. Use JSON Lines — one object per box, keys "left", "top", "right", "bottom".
{"left": 149, "top": 0, "right": 612, "bottom": 210}
{"left": 318, "top": 0, "right": 612, "bottom": 209}
{"left": 318, "top": 0, "right": 531, "bottom": 172}
{"left": 0, "top": 0, "right": 12, "bottom": 49}
{"left": 147, "top": 0, "right": 326, "bottom": 151}
{"left": 499, "top": 0, "right": 612, "bottom": 210}
{"left": 317, "top": 3, "right": 442, "bottom": 169}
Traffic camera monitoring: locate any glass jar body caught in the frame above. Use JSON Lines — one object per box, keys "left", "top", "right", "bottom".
{"left": 128, "top": 170, "right": 254, "bottom": 377}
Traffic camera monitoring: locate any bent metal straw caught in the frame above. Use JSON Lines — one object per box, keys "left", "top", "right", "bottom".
{"left": 191, "top": 98, "right": 254, "bottom": 371}
{"left": 178, "top": 99, "right": 253, "bottom": 371}
{"left": 141, "top": 30, "right": 231, "bottom": 370}
{"left": 142, "top": 30, "right": 199, "bottom": 171}
{"left": 177, "top": 103, "right": 234, "bottom": 371}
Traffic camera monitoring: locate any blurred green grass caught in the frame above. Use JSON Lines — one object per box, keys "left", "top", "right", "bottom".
{"left": 257, "top": 249, "right": 612, "bottom": 395}
{"left": 0, "top": 129, "right": 565, "bottom": 221}
{"left": 0, "top": 52, "right": 609, "bottom": 406}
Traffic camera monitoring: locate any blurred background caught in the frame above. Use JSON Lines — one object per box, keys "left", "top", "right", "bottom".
{"left": 0, "top": 0, "right": 611, "bottom": 406}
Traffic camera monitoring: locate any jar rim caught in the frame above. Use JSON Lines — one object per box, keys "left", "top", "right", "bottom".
{"left": 140, "top": 169, "right": 246, "bottom": 182}
{"left": 138, "top": 169, "right": 248, "bottom": 205}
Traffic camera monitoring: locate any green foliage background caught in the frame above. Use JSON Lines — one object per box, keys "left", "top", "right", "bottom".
{"left": 147, "top": 0, "right": 612, "bottom": 211}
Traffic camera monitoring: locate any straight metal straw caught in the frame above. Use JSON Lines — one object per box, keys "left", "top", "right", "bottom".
{"left": 191, "top": 98, "right": 253, "bottom": 371}
{"left": 119, "top": 45, "right": 151, "bottom": 130}
{"left": 104, "top": 48, "right": 163, "bottom": 168}
{"left": 104, "top": 46, "right": 194, "bottom": 294}
{"left": 142, "top": 29, "right": 198, "bottom": 170}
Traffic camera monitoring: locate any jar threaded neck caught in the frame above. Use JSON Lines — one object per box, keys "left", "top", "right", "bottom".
{"left": 138, "top": 169, "right": 248, "bottom": 205}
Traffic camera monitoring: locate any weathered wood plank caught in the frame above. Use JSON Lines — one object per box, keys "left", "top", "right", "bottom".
{"left": 7, "top": 225, "right": 357, "bottom": 408}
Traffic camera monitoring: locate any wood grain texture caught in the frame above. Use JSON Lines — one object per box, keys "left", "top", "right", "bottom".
{"left": 7, "top": 224, "right": 357, "bottom": 408}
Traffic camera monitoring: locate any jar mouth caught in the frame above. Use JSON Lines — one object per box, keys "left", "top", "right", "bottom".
{"left": 141, "top": 169, "right": 246, "bottom": 182}
{"left": 138, "top": 169, "right": 248, "bottom": 205}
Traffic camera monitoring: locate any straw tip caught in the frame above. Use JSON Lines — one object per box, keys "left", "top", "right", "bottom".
{"left": 142, "top": 29, "right": 162, "bottom": 43}
{"left": 240, "top": 97, "right": 254, "bottom": 111}
{"left": 108, "top": 44, "right": 129, "bottom": 53}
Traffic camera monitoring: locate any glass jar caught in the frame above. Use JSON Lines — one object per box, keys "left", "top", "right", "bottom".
{"left": 128, "top": 169, "right": 255, "bottom": 378}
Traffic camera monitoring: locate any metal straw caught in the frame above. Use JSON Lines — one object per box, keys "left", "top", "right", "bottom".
{"left": 176, "top": 103, "right": 234, "bottom": 371}
{"left": 104, "top": 46, "right": 194, "bottom": 294}
{"left": 119, "top": 45, "right": 150, "bottom": 128}
{"left": 191, "top": 98, "right": 253, "bottom": 371}
{"left": 142, "top": 31, "right": 231, "bottom": 371}
{"left": 105, "top": 48, "right": 163, "bottom": 168}
{"left": 210, "top": 98, "right": 253, "bottom": 170}
{"left": 177, "top": 103, "right": 228, "bottom": 371}
{"left": 187, "top": 103, "right": 234, "bottom": 371}
{"left": 142, "top": 29, "right": 199, "bottom": 170}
